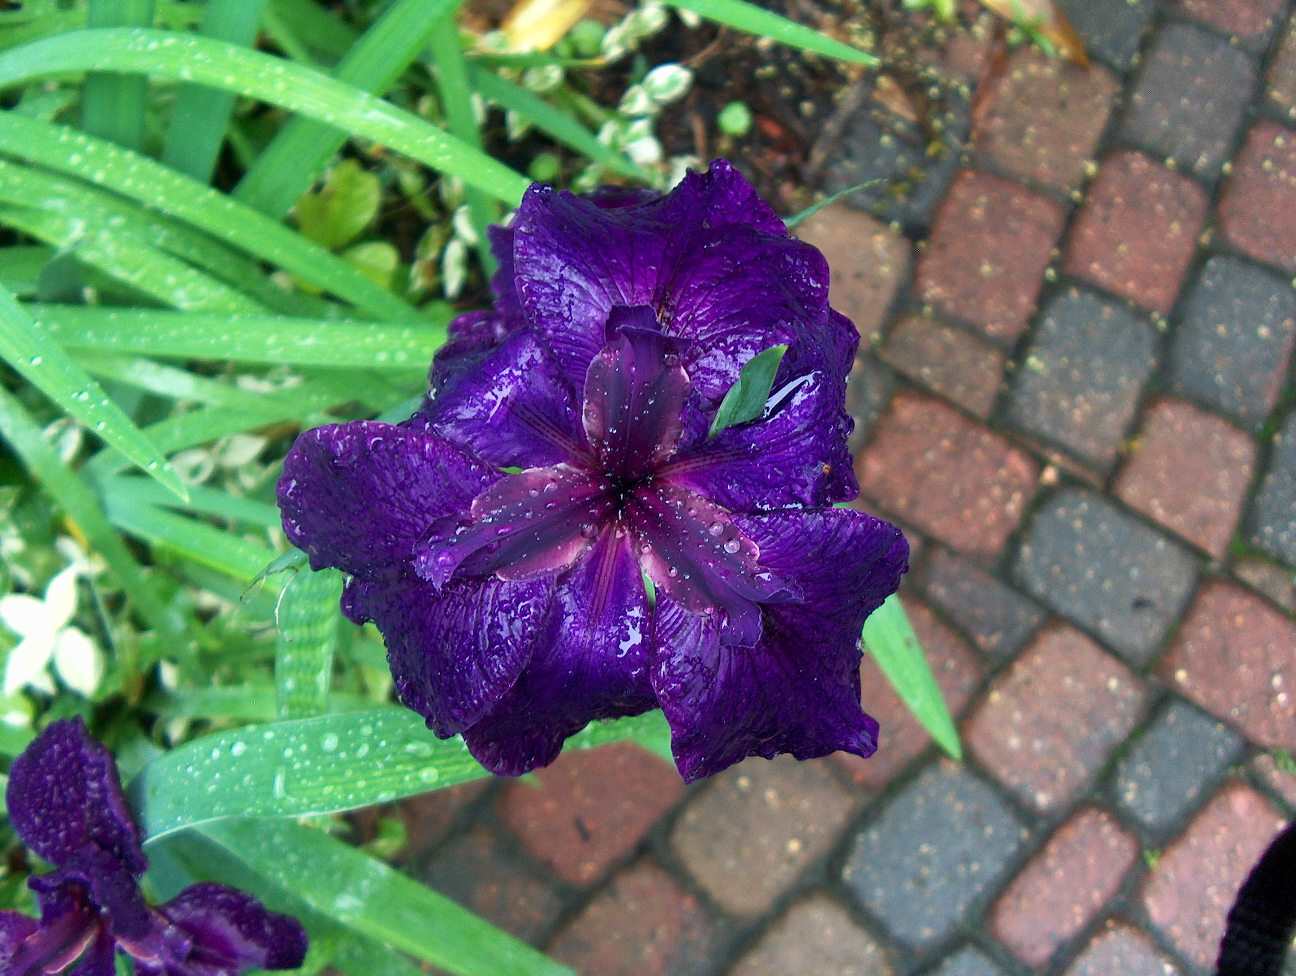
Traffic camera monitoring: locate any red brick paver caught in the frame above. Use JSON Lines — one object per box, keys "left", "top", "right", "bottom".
{"left": 1252, "top": 753, "right": 1296, "bottom": 810}
{"left": 972, "top": 47, "right": 1119, "bottom": 195}
{"left": 728, "top": 895, "right": 895, "bottom": 976}
{"left": 879, "top": 315, "right": 1005, "bottom": 418}
{"left": 856, "top": 391, "right": 1039, "bottom": 560}
{"left": 1115, "top": 398, "right": 1257, "bottom": 558}
{"left": 836, "top": 595, "right": 984, "bottom": 790}
{"left": 547, "top": 861, "right": 717, "bottom": 976}
{"left": 670, "top": 756, "right": 857, "bottom": 919}
{"left": 1161, "top": 579, "right": 1296, "bottom": 751}
{"left": 1175, "top": 0, "right": 1285, "bottom": 43}
{"left": 793, "top": 203, "right": 910, "bottom": 340}
{"left": 1063, "top": 150, "right": 1207, "bottom": 314}
{"left": 498, "top": 742, "right": 685, "bottom": 886}
{"left": 1218, "top": 121, "right": 1296, "bottom": 272}
{"left": 915, "top": 170, "right": 1066, "bottom": 342}
{"left": 990, "top": 806, "right": 1139, "bottom": 969}
{"left": 965, "top": 625, "right": 1148, "bottom": 813}
{"left": 1142, "top": 782, "right": 1288, "bottom": 970}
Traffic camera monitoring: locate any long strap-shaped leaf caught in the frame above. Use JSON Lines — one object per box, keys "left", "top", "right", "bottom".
{"left": 81, "top": 0, "right": 154, "bottom": 148}
{"left": 236, "top": 0, "right": 456, "bottom": 218}
{"left": 102, "top": 495, "right": 279, "bottom": 582}
{"left": 0, "top": 285, "right": 188, "bottom": 498}
{"left": 275, "top": 567, "right": 344, "bottom": 719}
{"left": 0, "top": 383, "right": 179, "bottom": 636}
{"left": 664, "top": 0, "right": 876, "bottom": 65}
{"left": 0, "top": 28, "right": 532, "bottom": 205}
{"left": 127, "top": 708, "right": 674, "bottom": 839}
{"left": 200, "top": 819, "right": 573, "bottom": 976}
{"left": 161, "top": 0, "right": 272, "bottom": 183}
{"left": 0, "top": 111, "right": 416, "bottom": 320}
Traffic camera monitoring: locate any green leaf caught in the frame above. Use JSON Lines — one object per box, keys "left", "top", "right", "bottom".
{"left": 100, "top": 474, "right": 283, "bottom": 528}
{"left": 102, "top": 496, "right": 278, "bottom": 582}
{"left": 160, "top": 0, "right": 272, "bottom": 183}
{"left": 0, "top": 28, "right": 529, "bottom": 205}
{"left": 863, "top": 594, "right": 962, "bottom": 760}
{"left": 707, "top": 344, "right": 787, "bottom": 437}
{"left": 296, "top": 159, "right": 380, "bottom": 251}
{"left": 237, "top": 0, "right": 455, "bottom": 218}
{"left": 564, "top": 709, "right": 673, "bottom": 765}
{"left": 783, "top": 179, "right": 879, "bottom": 229}
{"left": 198, "top": 819, "right": 573, "bottom": 976}
{"left": 275, "top": 568, "right": 345, "bottom": 718}
{"left": 663, "top": 0, "right": 876, "bottom": 65}
{"left": 466, "top": 65, "right": 653, "bottom": 183}
{"left": 0, "top": 285, "right": 188, "bottom": 499}
{"left": 0, "top": 384, "right": 179, "bottom": 637}
{"left": 81, "top": 0, "right": 154, "bottom": 149}
{"left": 0, "top": 111, "right": 418, "bottom": 320}
{"left": 126, "top": 708, "right": 676, "bottom": 840}
{"left": 28, "top": 304, "right": 448, "bottom": 369}
{"left": 0, "top": 244, "right": 54, "bottom": 297}
{"left": 150, "top": 686, "right": 372, "bottom": 722}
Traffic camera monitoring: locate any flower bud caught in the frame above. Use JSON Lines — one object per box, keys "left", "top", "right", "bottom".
{"left": 522, "top": 64, "right": 564, "bottom": 92}
{"left": 643, "top": 63, "right": 693, "bottom": 106}
{"left": 618, "top": 84, "right": 654, "bottom": 117}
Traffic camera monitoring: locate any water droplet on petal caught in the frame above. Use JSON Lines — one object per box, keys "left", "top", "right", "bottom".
{"left": 708, "top": 522, "right": 724, "bottom": 536}
{"left": 724, "top": 539, "right": 741, "bottom": 554}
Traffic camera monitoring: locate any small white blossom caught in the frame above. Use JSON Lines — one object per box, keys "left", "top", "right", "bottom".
{"left": 0, "top": 563, "right": 102, "bottom": 697}
{"left": 642, "top": 64, "right": 693, "bottom": 106}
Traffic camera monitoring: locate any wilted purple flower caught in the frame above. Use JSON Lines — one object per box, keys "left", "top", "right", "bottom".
{"left": 0, "top": 718, "right": 307, "bottom": 976}
{"left": 278, "top": 161, "right": 908, "bottom": 781}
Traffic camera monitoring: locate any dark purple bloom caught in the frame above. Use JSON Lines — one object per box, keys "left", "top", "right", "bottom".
{"left": 0, "top": 718, "right": 307, "bottom": 976}
{"left": 278, "top": 161, "right": 908, "bottom": 782}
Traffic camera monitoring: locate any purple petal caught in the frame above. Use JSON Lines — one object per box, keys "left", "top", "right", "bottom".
{"left": 487, "top": 222, "right": 525, "bottom": 326}
{"left": 627, "top": 483, "right": 795, "bottom": 646}
{"left": 415, "top": 464, "right": 614, "bottom": 587}
{"left": 69, "top": 931, "right": 115, "bottom": 976}
{"left": 582, "top": 309, "right": 689, "bottom": 480}
{"left": 426, "top": 309, "right": 520, "bottom": 391}
{"left": 651, "top": 508, "right": 907, "bottom": 781}
{"left": 663, "top": 364, "right": 857, "bottom": 511}
{"left": 344, "top": 571, "right": 554, "bottom": 736}
{"left": 6, "top": 717, "right": 145, "bottom": 875}
{"left": 153, "top": 882, "right": 308, "bottom": 974}
{"left": 510, "top": 161, "right": 791, "bottom": 386}
{"left": 586, "top": 185, "right": 662, "bottom": 209}
{"left": 414, "top": 330, "right": 585, "bottom": 470}
{"left": 278, "top": 422, "right": 500, "bottom": 577}
{"left": 33, "top": 848, "right": 153, "bottom": 943}
{"left": 463, "top": 529, "right": 657, "bottom": 774}
{"left": 0, "top": 911, "right": 40, "bottom": 971}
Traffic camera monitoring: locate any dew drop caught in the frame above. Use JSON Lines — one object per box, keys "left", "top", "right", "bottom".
{"left": 230, "top": 741, "right": 247, "bottom": 757}
{"left": 708, "top": 522, "right": 724, "bottom": 536}
{"left": 724, "top": 539, "right": 741, "bottom": 554}
{"left": 580, "top": 523, "right": 598, "bottom": 538}
{"left": 321, "top": 733, "right": 339, "bottom": 752}
{"left": 667, "top": 567, "right": 679, "bottom": 577}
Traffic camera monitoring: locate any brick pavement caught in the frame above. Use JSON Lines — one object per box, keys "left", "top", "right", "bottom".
{"left": 388, "top": 5, "right": 1296, "bottom": 974}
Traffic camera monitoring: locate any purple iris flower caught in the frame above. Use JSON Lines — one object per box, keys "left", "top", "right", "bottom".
{"left": 0, "top": 718, "right": 307, "bottom": 976}
{"left": 278, "top": 161, "right": 908, "bottom": 782}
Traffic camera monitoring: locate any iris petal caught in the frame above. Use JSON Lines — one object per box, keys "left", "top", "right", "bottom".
{"left": 153, "top": 882, "right": 309, "bottom": 975}
{"left": 463, "top": 528, "right": 656, "bottom": 775}
{"left": 651, "top": 508, "right": 907, "bottom": 781}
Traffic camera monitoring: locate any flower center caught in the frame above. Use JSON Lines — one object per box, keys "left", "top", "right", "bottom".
{"left": 414, "top": 307, "right": 794, "bottom": 643}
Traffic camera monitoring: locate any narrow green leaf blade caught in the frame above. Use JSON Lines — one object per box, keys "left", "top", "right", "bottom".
{"left": 28, "top": 304, "right": 447, "bottom": 369}
{"left": 237, "top": 0, "right": 456, "bottom": 218}
{"left": 707, "top": 344, "right": 786, "bottom": 437}
{"left": 160, "top": 0, "right": 272, "bottom": 183}
{"left": 0, "top": 384, "right": 179, "bottom": 636}
{"left": 0, "top": 285, "right": 187, "bottom": 499}
{"left": 0, "top": 111, "right": 418, "bottom": 320}
{"left": 863, "top": 594, "right": 962, "bottom": 759}
{"left": 563, "top": 709, "right": 674, "bottom": 765}
{"left": 0, "top": 29, "right": 531, "bottom": 204}
{"left": 102, "top": 496, "right": 278, "bottom": 582}
{"left": 199, "top": 819, "right": 573, "bottom": 976}
{"left": 275, "top": 567, "right": 344, "bottom": 719}
{"left": 467, "top": 65, "right": 653, "bottom": 182}
{"left": 663, "top": 0, "right": 876, "bottom": 65}
{"left": 783, "top": 179, "right": 879, "bottom": 229}
{"left": 81, "top": 0, "right": 154, "bottom": 148}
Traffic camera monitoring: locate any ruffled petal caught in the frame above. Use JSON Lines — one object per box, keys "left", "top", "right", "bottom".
{"left": 663, "top": 363, "right": 857, "bottom": 511}
{"left": 582, "top": 308, "right": 689, "bottom": 480}
{"left": 462, "top": 529, "right": 657, "bottom": 774}
{"left": 277, "top": 422, "right": 500, "bottom": 577}
{"left": 510, "top": 161, "right": 792, "bottom": 386}
{"left": 426, "top": 309, "right": 519, "bottom": 391}
{"left": 344, "top": 571, "right": 554, "bottom": 737}
{"left": 6, "top": 717, "right": 146, "bottom": 875}
{"left": 650, "top": 508, "right": 907, "bottom": 782}
{"left": 68, "top": 930, "right": 116, "bottom": 976}
{"left": 33, "top": 848, "right": 153, "bottom": 944}
{"left": 154, "top": 882, "right": 308, "bottom": 975}
{"left": 415, "top": 331, "right": 585, "bottom": 470}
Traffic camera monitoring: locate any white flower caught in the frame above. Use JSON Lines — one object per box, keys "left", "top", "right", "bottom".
{"left": 0, "top": 557, "right": 103, "bottom": 698}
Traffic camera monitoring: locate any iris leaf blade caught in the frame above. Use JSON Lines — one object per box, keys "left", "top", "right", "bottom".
{"left": 662, "top": 0, "right": 876, "bottom": 65}
{"left": 275, "top": 567, "right": 345, "bottom": 719}
{"left": 863, "top": 593, "right": 962, "bottom": 759}
{"left": 0, "top": 29, "right": 530, "bottom": 205}
{"left": 196, "top": 819, "right": 574, "bottom": 976}
{"left": 707, "top": 343, "right": 786, "bottom": 437}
